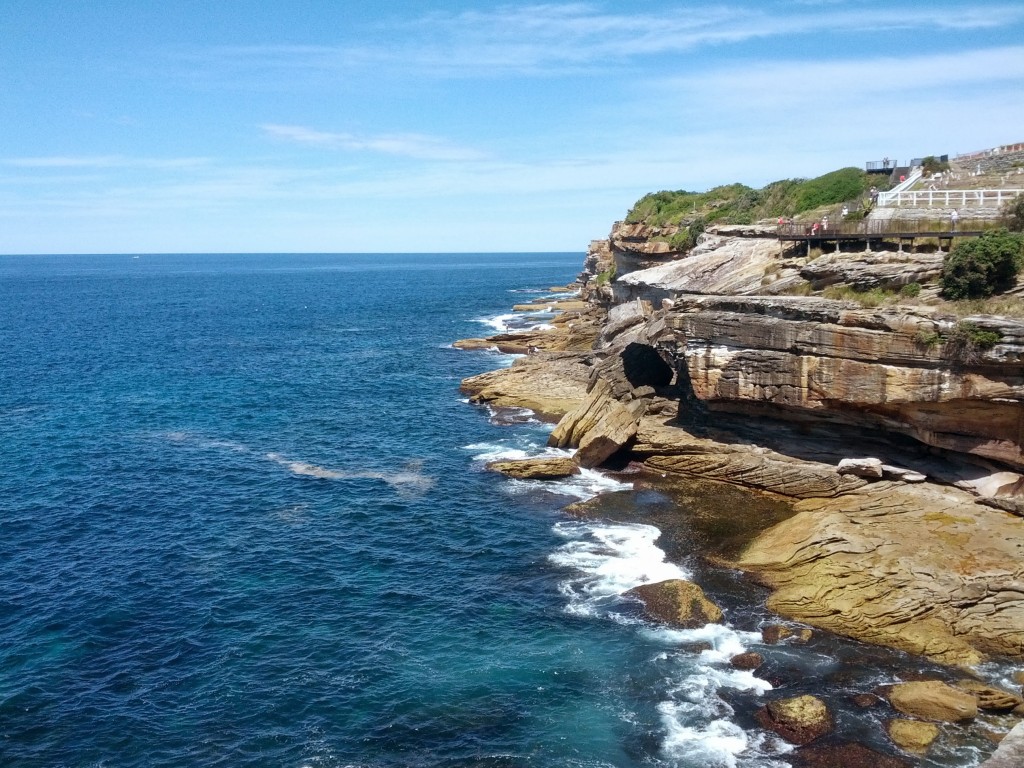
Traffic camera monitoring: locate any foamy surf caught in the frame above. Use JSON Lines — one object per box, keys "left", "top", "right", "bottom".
{"left": 549, "top": 520, "right": 784, "bottom": 767}
{"left": 549, "top": 521, "right": 691, "bottom": 618}
{"left": 265, "top": 453, "right": 436, "bottom": 497}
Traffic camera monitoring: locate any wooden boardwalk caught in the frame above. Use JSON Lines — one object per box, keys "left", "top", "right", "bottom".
{"left": 776, "top": 219, "right": 993, "bottom": 251}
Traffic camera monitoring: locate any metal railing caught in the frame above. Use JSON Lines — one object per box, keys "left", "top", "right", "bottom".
{"left": 875, "top": 188, "right": 1024, "bottom": 208}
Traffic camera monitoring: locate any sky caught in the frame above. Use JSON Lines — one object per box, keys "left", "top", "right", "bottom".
{"left": 2, "top": 1, "right": 1023, "bottom": 254}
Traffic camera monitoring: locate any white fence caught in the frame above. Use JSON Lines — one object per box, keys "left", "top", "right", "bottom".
{"left": 876, "top": 188, "right": 1024, "bottom": 208}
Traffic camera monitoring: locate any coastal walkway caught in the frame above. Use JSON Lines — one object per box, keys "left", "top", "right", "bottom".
{"left": 777, "top": 219, "right": 994, "bottom": 253}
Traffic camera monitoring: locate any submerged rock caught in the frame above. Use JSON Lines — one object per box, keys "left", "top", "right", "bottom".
{"left": 793, "top": 742, "right": 911, "bottom": 768}
{"left": 625, "top": 578, "right": 724, "bottom": 628}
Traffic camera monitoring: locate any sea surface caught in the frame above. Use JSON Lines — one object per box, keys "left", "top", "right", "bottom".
{"left": 0, "top": 253, "right": 1009, "bottom": 767}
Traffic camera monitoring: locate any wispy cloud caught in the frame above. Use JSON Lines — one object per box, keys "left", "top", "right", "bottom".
{"left": 2, "top": 155, "right": 210, "bottom": 169}
{"left": 668, "top": 45, "right": 1024, "bottom": 97}
{"left": 261, "top": 124, "right": 486, "bottom": 161}
{"left": 188, "top": 3, "right": 1024, "bottom": 79}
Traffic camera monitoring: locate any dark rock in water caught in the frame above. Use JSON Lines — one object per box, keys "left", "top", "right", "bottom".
{"left": 793, "top": 742, "right": 911, "bottom": 768}
{"left": 625, "top": 579, "right": 724, "bottom": 628}
{"left": 852, "top": 693, "right": 882, "bottom": 708}
{"left": 681, "top": 641, "right": 713, "bottom": 654}
{"left": 729, "top": 651, "right": 764, "bottom": 670}
{"left": 755, "top": 694, "right": 833, "bottom": 745}
{"left": 760, "top": 624, "right": 811, "bottom": 644}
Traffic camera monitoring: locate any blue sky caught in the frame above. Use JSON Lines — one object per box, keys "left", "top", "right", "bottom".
{"left": 2, "top": 1, "right": 1023, "bottom": 254}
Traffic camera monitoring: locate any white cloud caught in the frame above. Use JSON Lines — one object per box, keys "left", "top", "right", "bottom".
{"left": 190, "top": 3, "right": 1024, "bottom": 78}
{"left": 2, "top": 155, "right": 210, "bottom": 169}
{"left": 261, "top": 124, "right": 486, "bottom": 161}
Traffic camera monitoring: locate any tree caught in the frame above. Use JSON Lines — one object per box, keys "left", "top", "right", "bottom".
{"left": 1002, "top": 193, "right": 1024, "bottom": 232}
{"left": 939, "top": 229, "right": 1024, "bottom": 300}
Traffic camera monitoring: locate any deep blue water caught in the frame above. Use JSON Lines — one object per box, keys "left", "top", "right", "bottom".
{"left": 0, "top": 253, "right": 1000, "bottom": 768}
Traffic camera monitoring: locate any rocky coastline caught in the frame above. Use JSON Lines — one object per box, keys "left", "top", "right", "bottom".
{"left": 457, "top": 214, "right": 1024, "bottom": 764}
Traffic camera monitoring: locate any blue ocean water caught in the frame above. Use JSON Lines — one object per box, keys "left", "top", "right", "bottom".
{"left": 0, "top": 253, "right": 997, "bottom": 768}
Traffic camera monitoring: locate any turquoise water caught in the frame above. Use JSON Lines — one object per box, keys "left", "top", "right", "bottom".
{"left": 0, "top": 253, "right": 999, "bottom": 767}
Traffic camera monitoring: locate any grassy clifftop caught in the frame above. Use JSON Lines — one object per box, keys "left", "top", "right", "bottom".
{"left": 625, "top": 167, "right": 882, "bottom": 228}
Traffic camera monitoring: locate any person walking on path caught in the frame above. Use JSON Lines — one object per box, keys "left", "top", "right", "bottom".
{"left": 950, "top": 208, "right": 959, "bottom": 231}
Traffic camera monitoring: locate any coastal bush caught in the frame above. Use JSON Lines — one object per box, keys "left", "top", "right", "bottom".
{"left": 1002, "top": 194, "right": 1024, "bottom": 232}
{"left": 624, "top": 168, "right": 877, "bottom": 227}
{"left": 939, "top": 229, "right": 1024, "bottom": 300}
{"left": 669, "top": 216, "right": 706, "bottom": 252}
{"left": 791, "top": 167, "right": 874, "bottom": 213}
{"left": 921, "top": 156, "right": 950, "bottom": 176}
{"left": 943, "top": 322, "right": 1002, "bottom": 364}
{"left": 900, "top": 282, "right": 922, "bottom": 298}
{"left": 595, "top": 265, "right": 617, "bottom": 285}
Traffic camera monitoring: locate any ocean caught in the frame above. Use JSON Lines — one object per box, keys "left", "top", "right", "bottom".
{"left": 0, "top": 253, "right": 1004, "bottom": 767}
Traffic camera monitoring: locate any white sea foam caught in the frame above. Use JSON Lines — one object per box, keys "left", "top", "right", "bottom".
{"left": 474, "top": 312, "right": 518, "bottom": 332}
{"left": 549, "top": 518, "right": 783, "bottom": 766}
{"left": 658, "top": 709, "right": 792, "bottom": 768}
{"left": 265, "top": 453, "right": 436, "bottom": 497}
{"left": 511, "top": 468, "right": 632, "bottom": 502}
{"left": 549, "top": 521, "right": 690, "bottom": 618}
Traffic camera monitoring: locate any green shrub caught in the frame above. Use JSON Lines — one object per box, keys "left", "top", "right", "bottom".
{"left": 939, "top": 229, "right": 1024, "bottom": 299}
{"left": 943, "top": 322, "right": 1002, "bottom": 363}
{"left": 1002, "top": 194, "right": 1024, "bottom": 232}
{"left": 921, "top": 156, "right": 950, "bottom": 176}
{"left": 595, "top": 265, "right": 617, "bottom": 285}
{"left": 792, "top": 167, "right": 874, "bottom": 212}
{"left": 900, "top": 282, "right": 922, "bottom": 298}
{"left": 669, "top": 216, "right": 706, "bottom": 252}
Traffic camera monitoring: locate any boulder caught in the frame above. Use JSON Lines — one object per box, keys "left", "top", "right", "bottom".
{"left": 838, "top": 458, "right": 884, "bottom": 479}
{"left": 755, "top": 694, "right": 833, "bottom": 745}
{"left": 486, "top": 457, "right": 578, "bottom": 480}
{"left": 729, "top": 651, "right": 764, "bottom": 670}
{"left": 956, "top": 680, "right": 1024, "bottom": 712}
{"left": 887, "top": 680, "right": 978, "bottom": 722}
{"left": 626, "top": 579, "right": 724, "bottom": 628}
{"left": 980, "top": 721, "right": 1024, "bottom": 768}
{"left": 886, "top": 718, "right": 939, "bottom": 753}
{"left": 548, "top": 377, "right": 648, "bottom": 468}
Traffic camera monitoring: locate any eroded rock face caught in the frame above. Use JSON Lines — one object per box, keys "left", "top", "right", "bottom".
{"left": 956, "top": 680, "right": 1024, "bottom": 712}
{"left": 737, "top": 484, "right": 1024, "bottom": 665}
{"left": 625, "top": 579, "right": 724, "bottom": 628}
{"left": 886, "top": 681, "right": 978, "bottom": 722}
{"left": 649, "top": 297, "right": 1024, "bottom": 471}
{"left": 460, "top": 352, "right": 594, "bottom": 419}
